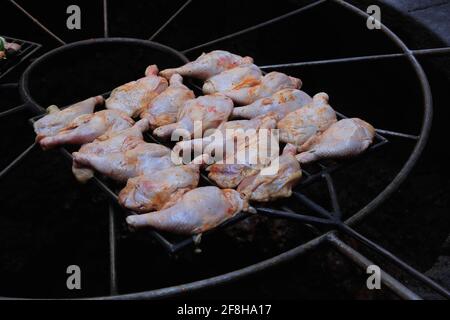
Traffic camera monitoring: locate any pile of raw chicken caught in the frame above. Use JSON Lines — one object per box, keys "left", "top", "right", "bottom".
{"left": 33, "top": 50, "right": 375, "bottom": 235}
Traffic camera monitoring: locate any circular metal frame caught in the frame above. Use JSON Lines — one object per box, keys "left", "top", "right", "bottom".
{"left": 19, "top": 37, "right": 190, "bottom": 113}
{"left": 0, "top": 1, "right": 433, "bottom": 299}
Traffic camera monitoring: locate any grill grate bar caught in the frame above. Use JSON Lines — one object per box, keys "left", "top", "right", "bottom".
{"left": 108, "top": 204, "right": 118, "bottom": 294}
{"left": 149, "top": 0, "right": 193, "bottom": 41}
{"left": 181, "top": 0, "right": 327, "bottom": 54}
{"left": 103, "top": 0, "right": 109, "bottom": 38}
{"left": 0, "top": 36, "right": 41, "bottom": 81}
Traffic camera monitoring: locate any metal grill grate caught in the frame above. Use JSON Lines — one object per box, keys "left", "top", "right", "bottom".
{"left": 0, "top": 36, "right": 41, "bottom": 81}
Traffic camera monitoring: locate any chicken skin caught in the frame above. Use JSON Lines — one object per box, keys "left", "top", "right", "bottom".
{"left": 202, "top": 64, "right": 262, "bottom": 95}
{"left": 140, "top": 74, "right": 195, "bottom": 129}
{"left": 106, "top": 65, "right": 168, "bottom": 117}
{"left": 277, "top": 92, "right": 337, "bottom": 150}
{"left": 126, "top": 186, "right": 246, "bottom": 235}
{"left": 38, "top": 110, "right": 134, "bottom": 150}
{"left": 222, "top": 72, "right": 301, "bottom": 105}
{"left": 153, "top": 94, "right": 234, "bottom": 140}
{"left": 119, "top": 163, "right": 201, "bottom": 213}
{"left": 296, "top": 118, "right": 375, "bottom": 164}
{"left": 0, "top": 38, "right": 21, "bottom": 59}
{"left": 72, "top": 141, "right": 174, "bottom": 182}
{"left": 72, "top": 119, "right": 150, "bottom": 182}
{"left": 34, "top": 96, "right": 104, "bottom": 140}
{"left": 159, "top": 50, "right": 253, "bottom": 80}
{"left": 237, "top": 144, "right": 302, "bottom": 202}
{"left": 172, "top": 113, "right": 278, "bottom": 165}
{"left": 207, "top": 129, "right": 280, "bottom": 189}
{"left": 232, "top": 89, "right": 311, "bottom": 120}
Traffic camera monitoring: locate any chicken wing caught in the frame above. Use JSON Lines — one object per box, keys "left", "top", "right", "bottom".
{"left": 119, "top": 163, "right": 201, "bottom": 213}
{"left": 232, "top": 89, "right": 311, "bottom": 119}
{"left": 296, "top": 118, "right": 375, "bottom": 164}
{"left": 38, "top": 110, "right": 134, "bottom": 150}
{"left": 159, "top": 50, "right": 253, "bottom": 80}
{"left": 140, "top": 74, "right": 195, "bottom": 129}
{"left": 72, "top": 119, "right": 150, "bottom": 182}
{"left": 153, "top": 94, "right": 233, "bottom": 140}
{"left": 106, "top": 65, "right": 168, "bottom": 117}
{"left": 223, "top": 72, "right": 301, "bottom": 105}
{"left": 277, "top": 92, "right": 337, "bottom": 150}
{"left": 237, "top": 144, "right": 302, "bottom": 202}
{"left": 202, "top": 64, "right": 262, "bottom": 94}
{"left": 72, "top": 141, "right": 174, "bottom": 182}
{"left": 34, "top": 96, "right": 104, "bottom": 140}
{"left": 126, "top": 186, "right": 246, "bottom": 235}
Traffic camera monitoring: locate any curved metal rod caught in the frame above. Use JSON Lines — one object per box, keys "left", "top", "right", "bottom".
{"left": 181, "top": 0, "right": 327, "bottom": 53}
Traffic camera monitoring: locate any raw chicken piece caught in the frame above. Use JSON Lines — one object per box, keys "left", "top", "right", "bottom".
{"left": 222, "top": 72, "right": 301, "bottom": 105}
{"left": 38, "top": 110, "right": 134, "bottom": 150}
{"left": 232, "top": 89, "right": 311, "bottom": 119}
{"left": 34, "top": 96, "right": 104, "bottom": 139}
{"left": 202, "top": 64, "right": 262, "bottom": 94}
{"left": 172, "top": 113, "right": 278, "bottom": 165}
{"left": 153, "top": 94, "right": 233, "bottom": 140}
{"left": 159, "top": 50, "right": 253, "bottom": 80}
{"left": 296, "top": 118, "right": 375, "bottom": 164}
{"left": 126, "top": 186, "right": 246, "bottom": 235}
{"left": 277, "top": 92, "right": 337, "bottom": 150}
{"left": 106, "top": 65, "right": 168, "bottom": 117}
{"left": 140, "top": 74, "right": 195, "bottom": 129}
{"left": 207, "top": 129, "right": 280, "bottom": 189}
{"left": 119, "top": 163, "right": 201, "bottom": 213}
{"left": 72, "top": 141, "right": 174, "bottom": 182}
{"left": 0, "top": 38, "right": 21, "bottom": 59}
{"left": 237, "top": 144, "right": 302, "bottom": 202}
{"left": 72, "top": 119, "right": 150, "bottom": 182}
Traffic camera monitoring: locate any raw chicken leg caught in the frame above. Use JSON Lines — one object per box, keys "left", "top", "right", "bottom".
{"left": 126, "top": 186, "right": 246, "bottom": 234}
{"left": 72, "top": 119, "right": 150, "bottom": 182}
{"left": 38, "top": 110, "right": 134, "bottom": 150}
{"left": 118, "top": 163, "right": 201, "bottom": 213}
{"left": 296, "top": 118, "right": 375, "bottom": 164}
{"left": 159, "top": 50, "right": 253, "bottom": 80}
{"left": 277, "top": 92, "right": 337, "bottom": 149}
{"left": 34, "top": 96, "right": 104, "bottom": 139}
{"left": 202, "top": 64, "right": 262, "bottom": 94}
{"left": 153, "top": 94, "right": 233, "bottom": 140}
{"left": 106, "top": 65, "right": 168, "bottom": 117}
{"left": 237, "top": 144, "right": 302, "bottom": 202}
{"left": 72, "top": 141, "right": 174, "bottom": 182}
{"left": 223, "top": 72, "right": 301, "bottom": 105}
{"left": 232, "top": 89, "right": 311, "bottom": 119}
{"left": 140, "top": 74, "right": 195, "bottom": 129}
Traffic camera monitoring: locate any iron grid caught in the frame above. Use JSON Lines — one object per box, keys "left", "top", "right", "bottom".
{"left": 1, "top": 0, "right": 449, "bottom": 300}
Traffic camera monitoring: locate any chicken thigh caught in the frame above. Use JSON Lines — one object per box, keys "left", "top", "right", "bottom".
{"left": 34, "top": 96, "right": 104, "bottom": 139}
{"left": 277, "top": 92, "right": 337, "bottom": 149}
{"left": 222, "top": 72, "right": 301, "bottom": 105}
{"left": 296, "top": 118, "right": 375, "bottom": 164}
{"left": 72, "top": 119, "right": 150, "bottom": 182}
{"left": 119, "top": 163, "right": 201, "bottom": 213}
{"left": 140, "top": 74, "right": 195, "bottom": 129}
{"left": 207, "top": 129, "right": 280, "bottom": 188}
{"left": 38, "top": 110, "right": 134, "bottom": 150}
{"left": 153, "top": 94, "right": 233, "bottom": 140}
{"left": 202, "top": 64, "right": 262, "bottom": 94}
{"left": 237, "top": 144, "right": 302, "bottom": 202}
{"left": 126, "top": 186, "right": 246, "bottom": 235}
{"left": 159, "top": 50, "right": 253, "bottom": 80}
{"left": 106, "top": 65, "right": 168, "bottom": 117}
{"left": 72, "top": 142, "right": 174, "bottom": 182}
{"left": 232, "top": 89, "right": 311, "bottom": 119}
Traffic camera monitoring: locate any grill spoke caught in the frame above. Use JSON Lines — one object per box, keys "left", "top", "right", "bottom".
{"left": 0, "top": 141, "right": 37, "bottom": 180}
{"left": 149, "top": 0, "right": 193, "bottom": 41}
{"left": 103, "top": 0, "right": 109, "bottom": 38}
